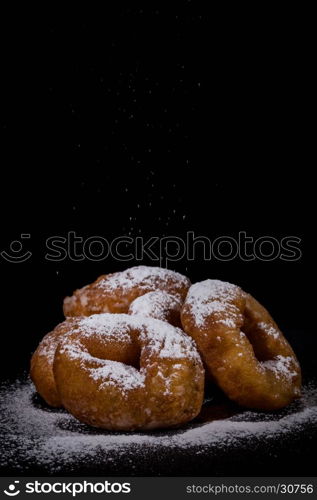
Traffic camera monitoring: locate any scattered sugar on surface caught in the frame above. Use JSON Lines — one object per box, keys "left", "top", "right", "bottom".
{"left": 1, "top": 377, "right": 316, "bottom": 472}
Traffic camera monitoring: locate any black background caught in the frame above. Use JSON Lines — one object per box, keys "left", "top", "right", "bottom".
{"left": 0, "top": 5, "right": 315, "bottom": 476}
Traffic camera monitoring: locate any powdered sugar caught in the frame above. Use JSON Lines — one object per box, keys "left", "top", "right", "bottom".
{"left": 34, "top": 334, "right": 59, "bottom": 365}
{"left": 97, "top": 266, "right": 190, "bottom": 292}
{"left": 263, "top": 355, "right": 299, "bottom": 381}
{"left": 63, "top": 313, "right": 201, "bottom": 363}
{"left": 129, "top": 290, "right": 182, "bottom": 321}
{"left": 185, "top": 280, "right": 242, "bottom": 328}
{"left": 88, "top": 362, "right": 145, "bottom": 391}
{"left": 218, "top": 317, "right": 237, "bottom": 328}
{"left": 72, "top": 314, "right": 132, "bottom": 343}
{"left": 53, "top": 314, "right": 201, "bottom": 399}
{"left": 187, "top": 280, "right": 240, "bottom": 303}
{"left": 1, "top": 377, "right": 316, "bottom": 473}
{"left": 257, "top": 321, "right": 280, "bottom": 339}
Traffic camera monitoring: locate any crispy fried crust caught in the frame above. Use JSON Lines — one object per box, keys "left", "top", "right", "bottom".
{"left": 30, "top": 319, "right": 80, "bottom": 407}
{"left": 181, "top": 280, "right": 301, "bottom": 410}
{"left": 63, "top": 266, "right": 190, "bottom": 317}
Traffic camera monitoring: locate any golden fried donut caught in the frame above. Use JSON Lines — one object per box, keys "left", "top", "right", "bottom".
{"left": 128, "top": 290, "right": 183, "bottom": 327}
{"left": 181, "top": 280, "right": 301, "bottom": 410}
{"left": 30, "top": 314, "right": 204, "bottom": 429}
{"left": 53, "top": 313, "right": 204, "bottom": 430}
{"left": 63, "top": 266, "right": 190, "bottom": 317}
{"left": 30, "top": 315, "right": 146, "bottom": 409}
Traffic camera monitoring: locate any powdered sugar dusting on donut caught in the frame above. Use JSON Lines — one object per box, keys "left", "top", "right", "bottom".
{"left": 97, "top": 266, "right": 189, "bottom": 292}
{"left": 64, "top": 313, "right": 200, "bottom": 363}
{"left": 129, "top": 290, "right": 182, "bottom": 321}
{"left": 57, "top": 314, "right": 202, "bottom": 401}
{"left": 35, "top": 335, "right": 59, "bottom": 365}
{"left": 188, "top": 280, "right": 240, "bottom": 302}
{"left": 89, "top": 361, "right": 145, "bottom": 391}
{"left": 216, "top": 316, "right": 236, "bottom": 328}
{"left": 184, "top": 280, "right": 242, "bottom": 328}
{"left": 263, "top": 355, "right": 299, "bottom": 381}
{"left": 54, "top": 315, "right": 201, "bottom": 409}
{"left": 139, "top": 320, "right": 199, "bottom": 361}
{"left": 71, "top": 314, "right": 132, "bottom": 343}
{"left": 257, "top": 322, "right": 280, "bottom": 340}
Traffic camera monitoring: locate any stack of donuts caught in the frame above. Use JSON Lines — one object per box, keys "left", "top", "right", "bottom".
{"left": 31, "top": 266, "right": 301, "bottom": 431}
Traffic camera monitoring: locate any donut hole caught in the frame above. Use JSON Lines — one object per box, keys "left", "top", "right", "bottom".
{"left": 80, "top": 334, "right": 141, "bottom": 370}
{"left": 241, "top": 319, "right": 273, "bottom": 362}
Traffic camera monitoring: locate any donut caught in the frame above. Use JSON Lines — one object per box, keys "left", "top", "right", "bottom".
{"left": 31, "top": 314, "right": 204, "bottom": 429}
{"left": 63, "top": 266, "right": 190, "bottom": 317}
{"left": 181, "top": 279, "right": 301, "bottom": 410}
{"left": 128, "top": 290, "right": 182, "bottom": 327}
{"left": 30, "top": 316, "right": 140, "bottom": 408}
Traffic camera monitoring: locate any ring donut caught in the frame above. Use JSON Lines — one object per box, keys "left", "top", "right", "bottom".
{"left": 63, "top": 266, "right": 190, "bottom": 317}
{"left": 181, "top": 279, "right": 301, "bottom": 410}
{"left": 31, "top": 314, "right": 204, "bottom": 429}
